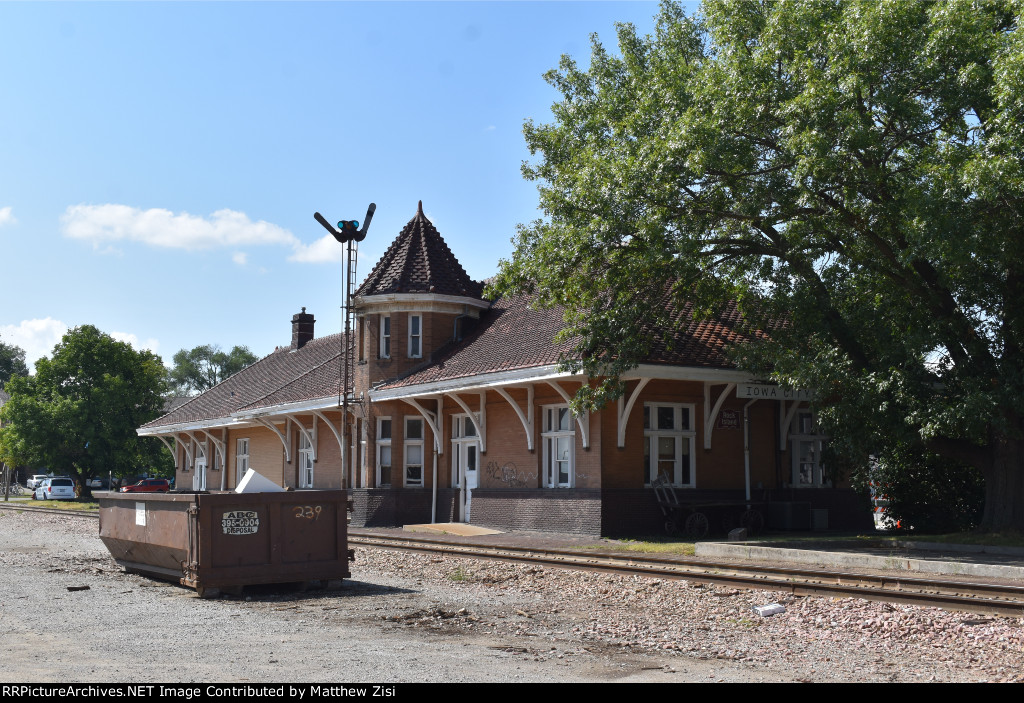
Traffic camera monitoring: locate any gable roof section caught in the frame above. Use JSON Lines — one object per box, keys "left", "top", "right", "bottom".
{"left": 238, "top": 353, "right": 343, "bottom": 414}
{"left": 355, "top": 201, "right": 484, "bottom": 299}
{"left": 142, "top": 334, "right": 343, "bottom": 429}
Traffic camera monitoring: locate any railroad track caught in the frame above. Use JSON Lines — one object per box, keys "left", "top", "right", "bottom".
{"left": 349, "top": 531, "right": 1024, "bottom": 618}
{"left": 4, "top": 503, "right": 1022, "bottom": 617}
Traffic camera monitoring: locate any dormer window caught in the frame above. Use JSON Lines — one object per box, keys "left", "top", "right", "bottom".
{"left": 380, "top": 315, "right": 391, "bottom": 358}
{"left": 409, "top": 315, "right": 422, "bottom": 358}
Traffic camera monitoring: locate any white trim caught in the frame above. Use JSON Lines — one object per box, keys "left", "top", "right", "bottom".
{"left": 703, "top": 382, "right": 737, "bottom": 450}
{"left": 196, "top": 429, "right": 226, "bottom": 486}
{"left": 139, "top": 416, "right": 258, "bottom": 436}
{"left": 298, "top": 432, "right": 315, "bottom": 488}
{"left": 255, "top": 418, "right": 291, "bottom": 463}
{"left": 140, "top": 366, "right": 764, "bottom": 437}
{"left": 445, "top": 392, "right": 485, "bottom": 453}
{"left": 545, "top": 380, "right": 589, "bottom": 449}
{"left": 155, "top": 436, "right": 178, "bottom": 470}
{"left": 408, "top": 314, "right": 422, "bottom": 358}
{"left": 311, "top": 409, "right": 344, "bottom": 456}
{"left": 403, "top": 416, "right": 425, "bottom": 487}
{"left": 376, "top": 416, "right": 393, "bottom": 487}
{"left": 235, "top": 437, "right": 250, "bottom": 487}
{"left": 371, "top": 364, "right": 761, "bottom": 403}
{"left": 372, "top": 365, "right": 569, "bottom": 400}
{"left": 780, "top": 400, "right": 803, "bottom": 445}
{"left": 495, "top": 386, "right": 534, "bottom": 451}
{"left": 355, "top": 292, "right": 490, "bottom": 312}
{"left": 617, "top": 378, "right": 650, "bottom": 448}
{"left": 284, "top": 413, "right": 317, "bottom": 462}
{"left": 402, "top": 397, "right": 443, "bottom": 454}
{"left": 541, "top": 404, "right": 575, "bottom": 488}
{"left": 623, "top": 366, "right": 761, "bottom": 383}
{"left": 175, "top": 434, "right": 194, "bottom": 471}
{"left": 644, "top": 402, "right": 697, "bottom": 488}
{"left": 380, "top": 314, "right": 391, "bottom": 359}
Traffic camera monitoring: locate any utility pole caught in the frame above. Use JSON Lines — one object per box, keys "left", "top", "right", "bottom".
{"left": 313, "top": 203, "right": 376, "bottom": 490}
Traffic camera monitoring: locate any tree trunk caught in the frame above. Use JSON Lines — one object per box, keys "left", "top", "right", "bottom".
{"left": 980, "top": 430, "right": 1024, "bottom": 532}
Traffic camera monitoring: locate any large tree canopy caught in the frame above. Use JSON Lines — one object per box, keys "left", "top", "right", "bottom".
{"left": 0, "top": 336, "right": 28, "bottom": 387}
{"left": 168, "top": 344, "right": 258, "bottom": 395}
{"left": 494, "top": 0, "right": 1024, "bottom": 529}
{"left": 0, "top": 325, "right": 169, "bottom": 489}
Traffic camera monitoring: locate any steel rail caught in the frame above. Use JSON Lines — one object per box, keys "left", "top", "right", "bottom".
{"left": 349, "top": 532, "right": 1024, "bottom": 618}
{"left": 4, "top": 504, "right": 1021, "bottom": 616}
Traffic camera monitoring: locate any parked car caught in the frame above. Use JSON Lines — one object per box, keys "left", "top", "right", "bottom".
{"left": 120, "top": 478, "right": 171, "bottom": 493}
{"left": 33, "top": 477, "right": 76, "bottom": 501}
{"left": 87, "top": 477, "right": 117, "bottom": 490}
{"left": 26, "top": 474, "right": 49, "bottom": 490}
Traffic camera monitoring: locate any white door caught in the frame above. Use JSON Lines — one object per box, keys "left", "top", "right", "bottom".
{"left": 452, "top": 440, "right": 480, "bottom": 522}
{"left": 194, "top": 454, "right": 207, "bottom": 491}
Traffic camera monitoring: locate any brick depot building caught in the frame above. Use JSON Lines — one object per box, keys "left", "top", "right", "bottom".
{"left": 140, "top": 203, "right": 870, "bottom": 536}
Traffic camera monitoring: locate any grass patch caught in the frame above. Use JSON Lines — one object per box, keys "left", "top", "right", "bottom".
{"left": 31, "top": 499, "right": 99, "bottom": 511}
{"left": 448, "top": 566, "right": 472, "bottom": 582}
{"left": 587, "top": 538, "right": 697, "bottom": 556}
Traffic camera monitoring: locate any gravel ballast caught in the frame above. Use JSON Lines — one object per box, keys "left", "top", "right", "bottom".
{"left": 2, "top": 510, "right": 1022, "bottom": 683}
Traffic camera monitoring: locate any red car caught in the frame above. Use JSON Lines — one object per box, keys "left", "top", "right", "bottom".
{"left": 120, "top": 478, "right": 171, "bottom": 493}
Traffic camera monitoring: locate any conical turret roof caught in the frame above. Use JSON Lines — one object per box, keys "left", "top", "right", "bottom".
{"left": 355, "top": 201, "right": 484, "bottom": 299}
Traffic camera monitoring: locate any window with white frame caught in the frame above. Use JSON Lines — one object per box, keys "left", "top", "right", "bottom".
{"left": 791, "top": 410, "right": 828, "bottom": 487}
{"left": 451, "top": 414, "right": 479, "bottom": 488}
{"left": 408, "top": 314, "right": 422, "bottom": 358}
{"left": 542, "top": 406, "right": 574, "bottom": 488}
{"left": 643, "top": 403, "right": 696, "bottom": 487}
{"left": 379, "top": 315, "right": 391, "bottom": 358}
{"left": 376, "top": 417, "right": 392, "bottom": 487}
{"left": 299, "top": 433, "right": 314, "bottom": 488}
{"left": 235, "top": 438, "right": 249, "bottom": 486}
{"left": 404, "top": 417, "right": 424, "bottom": 487}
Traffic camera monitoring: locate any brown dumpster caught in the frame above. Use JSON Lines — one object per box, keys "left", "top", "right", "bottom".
{"left": 98, "top": 490, "right": 353, "bottom": 597}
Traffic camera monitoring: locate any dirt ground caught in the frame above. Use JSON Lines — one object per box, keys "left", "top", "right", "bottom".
{"left": 2, "top": 509, "right": 1022, "bottom": 683}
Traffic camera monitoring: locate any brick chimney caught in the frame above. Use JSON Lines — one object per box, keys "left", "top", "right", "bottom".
{"left": 291, "top": 307, "right": 315, "bottom": 349}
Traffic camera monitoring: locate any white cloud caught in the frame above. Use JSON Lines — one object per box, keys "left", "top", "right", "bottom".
{"left": 61, "top": 203, "right": 343, "bottom": 265}
{"left": 61, "top": 204, "right": 300, "bottom": 251}
{"left": 110, "top": 331, "right": 160, "bottom": 354}
{"left": 1, "top": 320, "right": 160, "bottom": 372}
{"left": 0, "top": 206, "right": 16, "bottom": 226}
{"left": 0, "top": 318, "right": 68, "bottom": 371}
{"left": 288, "top": 234, "right": 345, "bottom": 264}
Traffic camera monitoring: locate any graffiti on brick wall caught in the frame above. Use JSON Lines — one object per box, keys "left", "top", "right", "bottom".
{"left": 484, "top": 460, "right": 536, "bottom": 488}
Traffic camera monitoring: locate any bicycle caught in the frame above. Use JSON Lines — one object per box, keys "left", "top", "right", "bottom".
{"left": 6, "top": 482, "right": 24, "bottom": 496}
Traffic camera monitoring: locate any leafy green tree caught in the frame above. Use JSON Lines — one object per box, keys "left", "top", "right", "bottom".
{"left": 0, "top": 325, "right": 168, "bottom": 493}
{"left": 0, "top": 336, "right": 28, "bottom": 387}
{"left": 168, "top": 344, "right": 258, "bottom": 395}
{"left": 494, "top": 1, "right": 1024, "bottom": 530}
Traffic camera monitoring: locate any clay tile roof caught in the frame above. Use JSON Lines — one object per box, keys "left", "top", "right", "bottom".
{"left": 381, "top": 292, "right": 770, "bottom": 390}
{"left": 355, "top": 201, "right": 484, "bottom": 299}
{"left": 141, "top": 334, "right": 345, "bottom": 428}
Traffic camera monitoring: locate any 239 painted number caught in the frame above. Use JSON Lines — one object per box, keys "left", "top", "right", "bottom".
{"left": 293, "top": 505, "right": 322, "bottom": 521}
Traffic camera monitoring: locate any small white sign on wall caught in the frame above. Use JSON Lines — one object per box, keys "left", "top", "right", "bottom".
{"left": 135, "top": 502, "right": 146, "bottom": 526}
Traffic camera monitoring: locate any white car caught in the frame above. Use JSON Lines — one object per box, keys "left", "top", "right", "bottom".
{"left": 33, "top": 477, "right": 76, "bottom": 501}
{"left": 26, "top": 474, "right": 49, "bottom": 490}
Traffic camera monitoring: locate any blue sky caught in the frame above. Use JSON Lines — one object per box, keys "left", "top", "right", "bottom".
{"left": 1, "top": 1, "right": 690, "bottom": 372}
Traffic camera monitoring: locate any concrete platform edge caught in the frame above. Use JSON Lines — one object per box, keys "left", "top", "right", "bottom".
{"left": 696, "top": 542, "right": 1024, "bottom": 580}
